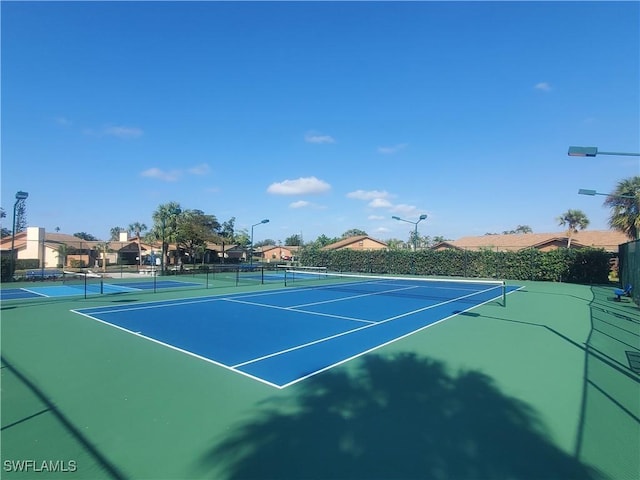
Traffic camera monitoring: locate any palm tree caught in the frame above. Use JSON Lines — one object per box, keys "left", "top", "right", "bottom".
{"left": 110, "top": 226, "right": 124, "bottom": 242}
{"left": 557, "top": 209, "right": 590, "bottom": 248}
{"left": 128, "top": 222, "right": 148, "bottom": 267}
{"left": 152, "top": 202, "right": 182, "bottom": 272}
{"left": 95, "top": 242, "right": 111, "bottom": 273}
{"left": 603, "top": 176, "right": 640, "bottom": 240}
{"left": 56, "top": 243, "right": 69, "bottom": 269}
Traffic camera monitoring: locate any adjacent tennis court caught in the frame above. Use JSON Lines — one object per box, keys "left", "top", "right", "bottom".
{"left": 0, "top": 279, "right": 203, "bottom": 301}
{"left": 73, "top": 272, "right": 519, "bottom": 388}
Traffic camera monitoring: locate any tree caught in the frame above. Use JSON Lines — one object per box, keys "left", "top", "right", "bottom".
{"left": 342, "top": 229, "right": 367, "bottom": 238}
{"left": 15, "top": 199, "right": 27, "bottom": 233}
{"left": 95, "top": 242, "right": 111, "bottom": 272}
{"left": 285, "top": 234, "right": 302, "bottom": 246}
{"left": 151, "top": 202, "right": 182, "bottom": 271}
{"left": 313, "top": 234, "right": 339, "bottom": 248}
{"left": 110, "top": 227, "right": 125, "bottom": 241}
{"left": 74, "top": 232, "right": 98, "bottom": 241}
{"left": 219, "top": 217, "right": 236, "bottom": 241}
{"left": 556, "top": 209, "right": 589, "bottom": 248}
{"left": 175, "top": 209, "right": 220, "bottom": 265}
{"left": 431, "top": 235, "right": 450, "bottom": 244}
{"left": 254, "top": 239, "right": 276, "bottom": 248}
{"left": 385, "top": 238, "right": 406, "bottom": 250}
{"left": 234, "top": 228, "right": 250, "bottom": 248}
{"left": 604, "top": 176, "right": 640, "bottom": 240}
{"left": 128, "top": 222, "right": 148, "bottom": 267}
{"left": 514, "top": 225, "right": 533, "bottom": 234}
{"left": 501, "top": 225, "right": 533, "bottom": 234}
{"left": 56, "top": 243, "right": 69, "bottom": 269}
{"left": 0, "top": 208, "right": 9, "bottom": 238}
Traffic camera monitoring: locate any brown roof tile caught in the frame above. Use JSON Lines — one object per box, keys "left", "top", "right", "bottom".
{"left": 448, "top": 230, "right": 630, "bottom": 252}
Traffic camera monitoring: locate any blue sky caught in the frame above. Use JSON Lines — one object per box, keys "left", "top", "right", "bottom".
{"left": 2, "top": 1, "right": 639, "bottom": 245}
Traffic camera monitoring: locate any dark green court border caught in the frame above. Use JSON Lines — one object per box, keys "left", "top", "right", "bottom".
{"left": 1, "top": 281, "right": 638, "bottom": 479}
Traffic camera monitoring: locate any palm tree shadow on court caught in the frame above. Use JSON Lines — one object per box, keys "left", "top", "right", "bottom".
{"left": 200, "top": 353, "right": 602, "bottom": 480}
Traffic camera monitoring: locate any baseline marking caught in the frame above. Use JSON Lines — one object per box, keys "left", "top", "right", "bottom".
{"left": 233, "top": 285, "right": 501, "bottom": 370}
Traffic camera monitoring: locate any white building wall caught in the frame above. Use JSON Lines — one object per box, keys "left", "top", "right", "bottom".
{"left": 22, "top": 227, "right": 45, "bottom": 267}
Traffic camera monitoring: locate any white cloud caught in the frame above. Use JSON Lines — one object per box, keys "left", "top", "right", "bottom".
{"left": 369, "top": 198, "right": 393, "bottom": 208}
{"left": 140, "top": 168, "right": 181, "bottom": 182}
{"left": 368, "top": 215, "right": 385, "bottom": 220}
{"left": 104, "top": 125, "right": 143, "bottom": 138}
{"left": 347, "top": 189, "right": 391, "bottom": 200}
{"left": 391, "top": 204, "right": 424, "bottom": 217}
{"left": 85, "top": 125, "right": 144, "bottom": 138}
{"left": 377, "top": 143, "right": 408, "bottom": 154}
{"left": 534, "top": 82, "right": 552, "bottom": 92}
{"left": 290, "top": 200, "right": 310, "bottom": 208}
{"left": 267, "top": 176, "right": 331, "bottom": 195}
{"left": 188, "top": 163, "right": 211, "bottom": 175}
{"left": 305, "top": 131, "right": 335, "bottom": 144}
{"left": 54, "top": 116, "right": 72, "bottom": 126}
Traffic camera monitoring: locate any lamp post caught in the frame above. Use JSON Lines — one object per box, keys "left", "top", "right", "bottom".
{"left": 250, "top": 219, "right": 269, "bottom": 265}
{"left": 568, "top": 146, "right": 640, "bottom": 157}
{"left": 10, "top": 191, "right": 29, "bottom": 278}
{"left": 578, "top": 189, "right": 635, "bottom": 199}
{"left": 392, "top": 214, "right": 428, "bottom": 251}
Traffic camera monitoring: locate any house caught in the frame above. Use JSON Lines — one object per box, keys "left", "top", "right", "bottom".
{"left": 258, "top": 245, "right": 295, "bottom": 262}
{"left": 321, "top": 235, "right": 389, "bottom": 252}
{"left": 206, "top": 243, "right": 247, "bottom": 263}
{"left": 0, "top": 227, "right": 162, "bottom": 269}
{"left": 432, "top": 230, "right": 630, "bottom": 253}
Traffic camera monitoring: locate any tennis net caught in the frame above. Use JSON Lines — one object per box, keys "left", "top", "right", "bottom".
{"left": 283, "top": 269, "right": 508, "bottom": 306}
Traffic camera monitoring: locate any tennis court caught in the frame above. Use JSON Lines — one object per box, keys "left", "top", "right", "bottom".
{"left": 0, "top": 279, "right": 204, "bottom": 301}
{"left": 73, "top": 273, "right": 518, "bottom": 388}
{"left": 2, "top": 272, "right": 638, "bottom": 479}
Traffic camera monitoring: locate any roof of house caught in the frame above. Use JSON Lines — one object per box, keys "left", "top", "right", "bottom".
{"left": 321, "top": 235, "right": 388, "bottom": 251}
{"left": 441, "top": 230, "right": 631, "bottom": 252}
{"left": 259, "top": 245, "right": 293, "bottom": 253}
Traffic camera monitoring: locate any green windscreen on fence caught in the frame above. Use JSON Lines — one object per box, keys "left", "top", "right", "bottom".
{"left": 619, "top": 239, "right": 639, "bottom": 305}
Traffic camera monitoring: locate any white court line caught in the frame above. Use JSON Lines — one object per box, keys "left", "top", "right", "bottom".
{"left": 232, "top": 284, "right": 501, "bottom": 370}
{"left": 75, "top": 283, "right": 322, "bottom": 315}
{"left": 277, "top": 286, "right": 522, "bottom": 389}
{"left": 19, "top": 288, "right": 50, "bottom": 298}
{"left": 222, "top": 297, "right": 375, "bottom": 324}
{"left": 70, "top": 309, "right": 283, "bottom": 389}
{"left": 289, "top": 284, "right": 421, "bottom": 308}
{"left": 71, "top": 281, "right": 516, "bottom": 389}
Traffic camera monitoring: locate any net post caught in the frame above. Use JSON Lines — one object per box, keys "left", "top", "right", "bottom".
{"left": 84, "top": 272, "right": 87, "bottom": 299}
{"left": 502, "top": 281, "right": 506, "bottom": 307}
{"left": 284, "top": 269, "right": 288, "bottom": 287}
{"left": 100, "top": 279, "right": 104, "bottom": 295}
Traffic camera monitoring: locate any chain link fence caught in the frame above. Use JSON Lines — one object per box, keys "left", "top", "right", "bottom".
{"left": 618, "top": 239, "right": 639, "bottom": 304}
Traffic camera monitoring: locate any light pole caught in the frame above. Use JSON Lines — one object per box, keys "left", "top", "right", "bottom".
{"left": 568, "top": 146, "right": 640, "bottom": 157}
{"left": 250, "top": 219, "right": 269, "bottom": 265}
{"left": 578, "top": 189, "right": 635, "bottom": 199}
{"left": 10, "top": 191, "right": 29, "bottom": 278}
{"left": 392, "top": 214, "right": 427, "bottom": 251}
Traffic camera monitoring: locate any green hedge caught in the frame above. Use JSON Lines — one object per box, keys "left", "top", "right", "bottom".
{"left": 0, "top": 257, "right": 12, "bottom": 282}
{"left": 299, "top": 247, "right": 611, "bottom": 284}
{"left": 15, "top": 259, "right": 40, "bottom": 270}
{"left": 1, "top": 258, "right": 43, "bottom": 281}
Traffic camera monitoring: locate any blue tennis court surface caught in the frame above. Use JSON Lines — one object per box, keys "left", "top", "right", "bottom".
{"left": 73, "top": 277, "right": 521, "bottom": 388}
{"left": 1, "top": 279, "right": 202, "bottom": 300}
